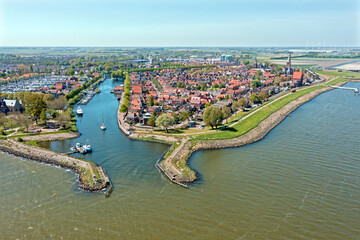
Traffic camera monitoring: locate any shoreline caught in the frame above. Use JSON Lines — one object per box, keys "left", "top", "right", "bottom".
{"left": 0, "top": 138, "right": 110, "bottom": 192}
{"left": 116, "top": 79, "right": 355, "bottom": 187}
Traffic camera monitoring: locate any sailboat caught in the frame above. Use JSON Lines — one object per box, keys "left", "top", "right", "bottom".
{"left": 100, "top": 113, "right": 106, "bottom": 130}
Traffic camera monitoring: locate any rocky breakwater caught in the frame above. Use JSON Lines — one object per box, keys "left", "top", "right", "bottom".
{"left": 0, "top": 139, "right": 110, "bottom": 191}
{"left": 166, "top": 85, "right": 334, "bottom": 185}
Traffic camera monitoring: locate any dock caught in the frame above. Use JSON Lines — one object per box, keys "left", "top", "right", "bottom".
{"left": 79, "top": 91, "right": 96, "bottom": 105}
{"left": 330, "top": 85, "right": 359, "bottom": 93}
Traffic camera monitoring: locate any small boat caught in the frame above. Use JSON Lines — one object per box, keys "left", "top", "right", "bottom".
{"left": 82, "top": 140, "right": 92, "bottom": 152}
{"left": 76, "top": 106, "right": 83, "bottom": 115}
{"left": 82, "top": 144, "right": 92, "bottom": 152}
{"left": 100, "top": 113, "right": 106, "bottom": 130}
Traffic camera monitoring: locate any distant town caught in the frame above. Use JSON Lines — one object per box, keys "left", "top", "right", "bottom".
{"left": 1, "top": 47, "right": 359, "bottom": 136}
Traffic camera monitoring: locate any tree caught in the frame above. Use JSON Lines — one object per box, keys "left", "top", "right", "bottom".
{"left": 222, "top": 106, "right": 231, "bottom": 122}
{"left": 238, "top": 98, "right": 247, "bottom": 109}
{"left": 56, "top": 112, "right": 70, "bottom": 128}
{"left": 250, "top": 80, "right": 261, "bottom": 89}
{"left": 171, "top": 111, "right": 179, "bottom": 124}
{"left": 205, "top": 103, "right": 211, "bottom": 108}
{"left": 0, "top": 113, "right": 7, "bottom": 130}
{"left": 27, "top": 94, "right": 47, "bottom": 123}
{"left": 65, "top": 66, "right": 75, "bottom": 76}
{"left": 14, "top": 113, "right": 32, "bottom": 132}
{"left": 213, "top": 83, "right": 219, "bottom": 88}
{"left": 180, "top": 110, "right": 191, "bottom": 122}
{"left": 200, "top": 82, "right": 208, "bottom": 91}
{"left": 155, "top": 114, "right": 174, "bottom": 132}
{"left": 148, "top": 96, "right": 154, "bottom": 106}
{"left": 47, "top": 95, "right": 68, "bottom": 110}
{"left": 259, "top": 90, "right": 269, "bottom": 102}
{"left": 232, "top": 101, "right": 240, "bottom": 112}
{"left": 203, "top": 106, "right": 223, "bottom": 129}
{"left": 147, "top": 112, "right": 156, "bottom": 127}
{"left": 119, "top": 104, "right": 128, "bottom": 113}
{"left": 256, "top": 70, "right": 262, "bottom": 77}
{"left": 40, "top": 109, "right": 47, "bottom": 124}
{"left": 219, "top": 83, "right": 225, "bottom": 88}
{"left": 250, "top": 94, "right": 261, "bottom": 103}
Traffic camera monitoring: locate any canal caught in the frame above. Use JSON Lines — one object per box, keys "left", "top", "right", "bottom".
{"left": 0, "top": 79, "right": 359, "bottom": 239}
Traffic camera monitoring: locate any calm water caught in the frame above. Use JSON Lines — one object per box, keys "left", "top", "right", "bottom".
{"left": 0, "top": 80, "right": 359, "bottom": 239}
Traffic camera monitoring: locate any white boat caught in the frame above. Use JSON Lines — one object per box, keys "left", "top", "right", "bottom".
{"left": 100, "top": 113, "right": 106, "bottom": 130}
{"left": 82, "top": 144, "right": 92, "bottom": 152}
{"left": 76, "top": 106, "right": 83, "bottom": 115}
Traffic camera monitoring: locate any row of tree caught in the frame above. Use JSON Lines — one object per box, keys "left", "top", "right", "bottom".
{"left": 120, "top": 73, "right": 131, "bottom": 112}
{"left": 111, "top": 70, "right": 124, "bottom": 79}
{"left": 128, "top": 64, "right": 217, "bottom": 73}
{"left": 65, "top": 76, "right": 101, "bottom": 104}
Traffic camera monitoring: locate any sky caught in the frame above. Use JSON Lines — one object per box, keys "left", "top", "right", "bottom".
{"left": 0, "top": 0, "right": 359, "bottom": 47}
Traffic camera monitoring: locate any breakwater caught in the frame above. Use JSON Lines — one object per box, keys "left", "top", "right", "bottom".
{"left": 0, "top": 139, "right": 110, "bottom": 191}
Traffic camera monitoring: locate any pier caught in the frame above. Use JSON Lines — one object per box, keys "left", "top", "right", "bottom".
{"left": 330, "top": 85, "right": 359, "bottom": 93}
{"left": 79, "top": 91, "right": 96, "bottom": 105}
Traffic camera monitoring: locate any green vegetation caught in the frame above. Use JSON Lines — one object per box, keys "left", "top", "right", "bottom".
{"left": 195, "top": 84, "right": 326, "bottom": 140}
{"left": 111, "top": 70, "right": 124, "bottom": 79}
{"left": 135, "top": 136, "right": 169, "bottom": 144}
{"left": 119, "top": 73, "right": 131, "bottom": 112}
{"left": 203, "top": 106, "right": 223, "bottom": 129}
{"left": 129, "top": 64, "right": 216, "bottom": 73}
{"left": 314, "top": 70, "right": 360, "bottom": 78}
{"left": 155, "top": 114, "right": 174, "bottom": 132}
{"left": 164, "top": 142, "right": 179, "bottom": 159}
{"left": 8, "top": 130, "right": 71, "bottom": 139}
{"left": 151, "top": 78, "right": 162, "bottom": 91}
{"left": 65, "top": 76, "right": 102, "bottom": 105}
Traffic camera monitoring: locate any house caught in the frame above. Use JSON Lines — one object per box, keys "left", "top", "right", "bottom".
{"left": 4, "top": 99, "right": 23, "bottom": 112}
{"left": 132, "top": 85, "right": 142, "bottom": 95}
{"left": 291, "top": 72, "right": 303, "bottom": 82}
{"left": 0, "top": 97, "right": 9, "bottom": 114}
{"left": 55, "top": 82, "right": 65, "bottom": 90}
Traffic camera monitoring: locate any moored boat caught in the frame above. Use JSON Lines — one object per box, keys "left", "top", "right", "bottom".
{"left": 76, "top": 106, "right": 83, "bottom": 115}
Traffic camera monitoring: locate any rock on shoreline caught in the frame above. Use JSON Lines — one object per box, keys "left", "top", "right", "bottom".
{"left": 0, "top": 139, "right": 109, "bottom": 191}
{"left": 20, "top": 132, "right": 81, "bottom": 141}
{"left": 159, "top": 86, "right": 334, "bottom": 185}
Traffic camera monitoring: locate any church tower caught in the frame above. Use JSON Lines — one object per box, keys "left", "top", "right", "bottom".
{"left": 253, "top": 56, "right": 258, "bottom": 68}
{"left": 285, "top": 52, "right": 291, "bottom": 69}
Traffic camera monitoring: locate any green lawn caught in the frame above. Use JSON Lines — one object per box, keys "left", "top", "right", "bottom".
{"left": 314, "top": 70, "right": 360, "bottom": 78}
{"left": 194, "top": 85, "right": 326, "bottom": 140}
{"left": 9, "top": 130, "right": 71, "bottom": 139}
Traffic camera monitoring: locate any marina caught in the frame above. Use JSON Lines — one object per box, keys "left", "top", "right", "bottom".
{"left": 0, "top": 75, "right": 68, "bottom": 93}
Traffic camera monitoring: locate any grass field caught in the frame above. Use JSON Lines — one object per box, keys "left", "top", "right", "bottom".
{"left": 314, "top": 70, "right": 360, "bottom": 78}
{"left": 193, "top": 85, "right": 326, "bottom": 140}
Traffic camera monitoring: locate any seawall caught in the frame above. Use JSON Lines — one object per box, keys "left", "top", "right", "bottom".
{"left": 0, "top": 139, "right": 110, "bottom": 191}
